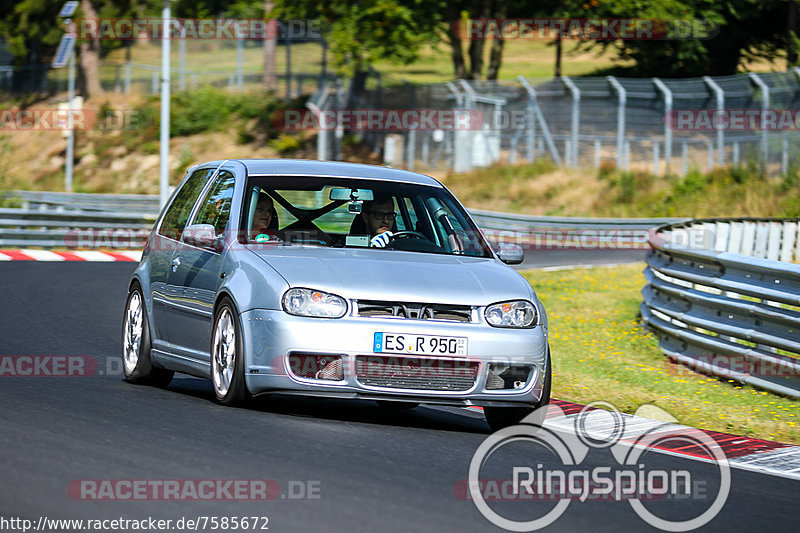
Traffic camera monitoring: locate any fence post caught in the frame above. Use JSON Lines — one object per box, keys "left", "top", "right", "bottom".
{"left": 653, "top": 141, "right": 660, "bottom": 175}
{"left": 624, "top": 140, "right": 631, "bottom": 170}
{"left": 236, "top": 35, "right": 244, "bottom": 91}
{"left": 406, "top": 80, "right": 416, "bottom": 171}
{"left": 748, "top": 73, "right": 769, "bottom": 168}
{"left": 594, "top": 139, "right": 601, "bottom": 168}
{"left": 682, "top": 143, "right": 688, "bottom": 175}
{"left": 707, "top": 139, "right": 714, "bottom": 171}
{"left": 607, "top": 76, "right": 626, "bottom": 169}
{"left": 319, "top": 39, "right": 328, "bottom": 90}
{"left": 124, "top": 61, "right": 131, "bottom": 94}
{"left": 703, "top": 76, "right": 725, "bottom": 167}
{"left": 562, "top": 76, "right": 580, "bottom": 167}
{"left": 518, "top": 76, "right": 561, "bottom": 165}
{"left": 284, "top": 23, "right": 291, "bottom": 101}
{"left": 151, "top": 70, "right": 159, "bottom": 94}
{"left": 782, "top": 137, "right": 789, "bottom": 175}
{"left": 733, "top": 142, "right": 740, "bottom": 165}
{"left": 653, "top": 78, "right": 672, "bottom": 170}
{"left": 179, "top": 23, "right": 186, "bottom": 91}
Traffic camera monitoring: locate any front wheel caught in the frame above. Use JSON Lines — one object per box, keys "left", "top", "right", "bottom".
{"left": 211, "top": 298, "right": 251, "bottom": 406}
{"left": 122, "top": 285, "right": 173, "bottom": 387}
{"left": 484, "top": 348, "right": 551, "bottom": 432}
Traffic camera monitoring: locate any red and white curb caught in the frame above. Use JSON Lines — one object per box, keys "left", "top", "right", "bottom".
{"left": 0, "top": 250, "right": 142, "bottom": 262}
{"left": 468, "top": 400, "right": 800, "bottom": 480}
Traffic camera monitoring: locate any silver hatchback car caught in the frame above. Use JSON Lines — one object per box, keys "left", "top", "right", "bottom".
{"left": 122, "top": 159, "right": 550, "bottom": 430}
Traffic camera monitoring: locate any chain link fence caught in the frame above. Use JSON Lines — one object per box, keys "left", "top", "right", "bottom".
{"left": 309, "top": 69, "right": 800, "bottom": 176}
{"left": 0, "top": 31, "right": 332, "bottom": 101}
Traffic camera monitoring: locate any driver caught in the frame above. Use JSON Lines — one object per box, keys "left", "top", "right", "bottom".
{"left": 360, "top": 195, "right": 397, "bottom": 248}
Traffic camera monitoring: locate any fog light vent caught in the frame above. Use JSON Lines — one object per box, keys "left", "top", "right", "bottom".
{"left": 486, "top": 364, "right": 533, "bottom": 390}
{"left": 289, "top": 354, "right": 345, "bottom": 381}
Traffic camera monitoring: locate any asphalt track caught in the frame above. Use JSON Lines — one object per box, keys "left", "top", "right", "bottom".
{"left": 1, "top": 260, "right": 797, "bottom": 532}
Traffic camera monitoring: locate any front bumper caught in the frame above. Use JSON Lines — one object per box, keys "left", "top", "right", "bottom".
{"left": 240, "top": 309, "right": 548, "bottom": 407}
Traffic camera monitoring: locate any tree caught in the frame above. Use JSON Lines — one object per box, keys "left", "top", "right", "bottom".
{"left": 273, "top": 0, "right": 443, "bottom": 84}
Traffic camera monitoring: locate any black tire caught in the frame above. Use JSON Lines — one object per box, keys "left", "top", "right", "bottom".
{"left": 121, "top": 285, "right": 174, "bottom": 387}
{"left": 376, "top": 400, "right": 420, "bottom": 410}
{"left": 484, "top": 347, "right": 551, "bottom": 432}
{"left": 211, "top": 297, "right": 251, "bottom": 406}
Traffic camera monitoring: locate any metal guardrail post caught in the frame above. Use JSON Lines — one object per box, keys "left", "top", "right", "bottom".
{"left": 607, "top": 76, "right": 626, "bottom": 169}
{"left": 748, "top": 73, "right": 769, "bottom": 166}
{"left": 561, "top": 76, "right": 580, "bottom": 167}
{"left": 653, "top": 78, "right": 672, "bottom": 171}
{"left": 703, "top": 76, "right": 725, "bottom": 167}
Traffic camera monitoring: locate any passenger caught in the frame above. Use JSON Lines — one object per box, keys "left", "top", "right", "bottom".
{"left": 360, "top": 194, "right": 396, "bottom": 248}
{"left": 250, "top": 192, "right": 279, "bottom": 241}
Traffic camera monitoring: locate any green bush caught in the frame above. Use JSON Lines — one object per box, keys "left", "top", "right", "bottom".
{"left": 268, "top": 134, "right": 302, "bottom": 155}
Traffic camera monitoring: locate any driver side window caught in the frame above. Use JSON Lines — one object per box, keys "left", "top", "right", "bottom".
{"left": 193, "top": 171, "right": 236, "bottom": 237}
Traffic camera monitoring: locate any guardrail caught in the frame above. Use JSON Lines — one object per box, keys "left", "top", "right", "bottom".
{"left": 0, "top": 208, "right": 155, "bottom": 248}
{"left": 470, "top": 208, "right": 688, "bottom": 249}
{"left": 9, "top": 190, "right": 161, "bottom": 214}
{"left": 641, "top": 218, "right": 800, "bottom": 399}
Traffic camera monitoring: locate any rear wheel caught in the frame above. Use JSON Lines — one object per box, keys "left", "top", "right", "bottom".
{"left": 122, "top": 285, "right": 173, "bottom": 387}
{"left": 211, "top": 297, "right": 251, "bottom": 406}
{"left": 484, "top": 347, "right": 551, "bottom": 432}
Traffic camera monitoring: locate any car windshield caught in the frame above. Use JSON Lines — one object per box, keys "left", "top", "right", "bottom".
{"left": 240, "top": 176, "right": 493, "bottom": 258}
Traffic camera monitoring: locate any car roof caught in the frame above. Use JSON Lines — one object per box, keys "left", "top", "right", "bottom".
{"left": 218, "top": 159, "right": 444, "bottom": 187}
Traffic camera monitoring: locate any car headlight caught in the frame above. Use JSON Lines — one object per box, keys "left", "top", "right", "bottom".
{"left": 484, "top": 300, "right": 536, "bottom": 328}
{"left": 282, "top": 288, "right": 347, "bottom": 318}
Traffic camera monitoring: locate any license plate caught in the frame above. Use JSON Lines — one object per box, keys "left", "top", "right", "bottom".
{"left": 373, "top": 332, "right": 467, "bottom": 356}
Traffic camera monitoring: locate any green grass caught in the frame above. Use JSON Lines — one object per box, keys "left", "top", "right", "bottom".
{"left": 523, "top": 263, "right": 800, "bottom": 444}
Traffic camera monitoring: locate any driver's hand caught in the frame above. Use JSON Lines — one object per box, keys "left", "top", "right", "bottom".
{"left": 370, "top": 231, "right": 393, "bottom": 248}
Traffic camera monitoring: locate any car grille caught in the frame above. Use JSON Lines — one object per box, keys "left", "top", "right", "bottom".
{"left": 355, "top": 355, "right": 479, "bottom": 391}
{"left": 356, "top": 300, "right": 472, "bottom": 322}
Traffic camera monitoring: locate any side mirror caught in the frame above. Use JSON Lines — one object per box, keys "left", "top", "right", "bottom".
{"left": 496, "top": 242, "right": 524, "bottom": 265}
{"left": 183, "top": 224, "right": 222, "bottom": 252}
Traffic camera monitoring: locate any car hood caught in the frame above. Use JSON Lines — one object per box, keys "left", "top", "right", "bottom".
{"left": 246, "top": 246, "right": 534, "bottom": 306}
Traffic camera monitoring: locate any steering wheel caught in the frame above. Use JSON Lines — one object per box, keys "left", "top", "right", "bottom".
{"left": 390, "top": 230, "right": 430, "bottom": 241}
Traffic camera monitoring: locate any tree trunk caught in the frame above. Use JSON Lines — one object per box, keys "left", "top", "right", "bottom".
{"left": 263, "top": 0, "right": 278, "bottom": 91}
{"left": 447, "top": 4, "right": 467, "bottom": 79}
{"left": 554, "top": 35, "right": 562, "bottom": 77}
{"left": 486, "top": 0, "right": 507, "bottom": 80}
{"left": 467, "top": 0, "right": 490, "bottom": 79}
{"left": 788, "top": 1, "right": 799, "bottom": 66}
{"left": 78, "top": 0, "right": 103, "bottom": 99}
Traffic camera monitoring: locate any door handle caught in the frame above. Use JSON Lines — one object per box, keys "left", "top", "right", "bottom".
{"left": 171, "top": 256, "right": 181, "bottom": 272}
